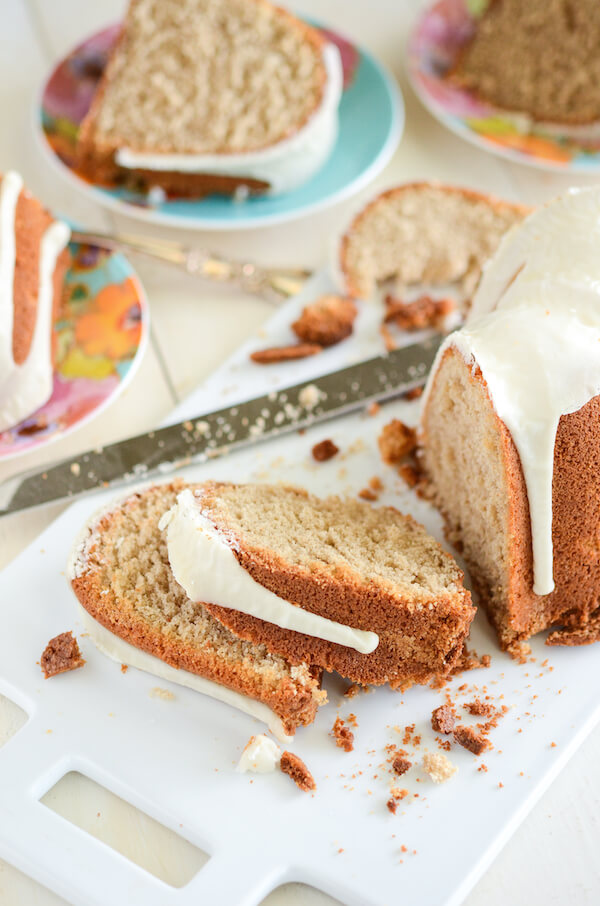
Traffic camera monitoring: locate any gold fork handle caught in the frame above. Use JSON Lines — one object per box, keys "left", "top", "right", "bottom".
{"left": 70, "top": 229, "right": 310, "bottom": 303}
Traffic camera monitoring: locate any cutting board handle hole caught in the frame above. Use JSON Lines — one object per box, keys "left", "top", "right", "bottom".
{"left": 40, "top": 770, "right": 209, "bottom": 887}
{"left": 0, "top": 692, "right": 29, "bottom": 749}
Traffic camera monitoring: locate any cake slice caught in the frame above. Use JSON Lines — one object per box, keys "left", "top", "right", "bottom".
{"left": 0, "top": 171, "right": 70, "bottom": 431}
{"left": 337, "top": 183, "right": 529, "bottom": 301}
{"left": 69, "top": 482, "right": 326, "bottom": 739}
{"left": 162, "top": 482, "right": 474, "bottom": 688}
{"left": 447, "top": 0, "right": 600, "bottom": 125}
{"left": 76, "top": 0, "right": 342, "bottom": 197}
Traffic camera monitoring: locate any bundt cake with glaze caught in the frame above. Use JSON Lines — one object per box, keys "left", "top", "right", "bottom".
{"left": 421, "top": 188, "right": 600, "bottom": 652}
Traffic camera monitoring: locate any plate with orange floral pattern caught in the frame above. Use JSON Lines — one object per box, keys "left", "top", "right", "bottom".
{"left": 0, "top": 239, "right": 148, "bottom": 460}
{"left": 408, "top": 0, "right": 600, "bottom": 172}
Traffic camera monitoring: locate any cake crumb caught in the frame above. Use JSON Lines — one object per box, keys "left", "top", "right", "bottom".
{"left": 404, "top": 386, "right": 424, "bottom": 401}
{"left": 150, "top": 687, "right": 175, "bottom": 700}
{"left": 454, "top": 725, "right": 490, "bottom": 756}
{"left": 378, "top": 420, "right": 417, "bottom": 465}
{"left": 384, "top": 294, "right": 455, "bottom": 331}
{"left": 431, "top": 704, "right": 455, "bottom": 734}
{"left": 250, "top": 343, "right": 322, "bottom": 364}
{"left": 332, "top": 717, "right": 354, "bottom": 752}
{"left": 398, "top": 463, "right": 420, "bottom": 488}
{"left": 280, "top": 751, "right": 316, "bottom": 791}
{"left": 292, "top": 295, "right": 357, "bottom": 347}
{"left": 41, "top": 631, "right": 85, "bottom": 679}
{"left": 369, "top": 476, "right": 383, "bottom": 492}
{"left": 380, "top": 323, "right": 397, "bottom": 352}
{"left": 478, "top": 763, "right": 488, "bottom": 773}
{"left": 422, "top": 751, "right": 457, "bottom": 784}
{"left": 358, "top": 487, "right": 378, "bottom": 501}
{"left": 344, "top": 683, "right": 362, "bottom": 698}
{"left": 312, "top": 439, "right": 339, "bottom": 462}
{"left": 387, "top": 797, "right": 398, "bottom": 814}
{"left": 367, "top": 401, "right": 381, "bottom": 416}
{"left": 392, "top": 755, "right": 412, "bottom": 776}
{"left": 464, "top": 699, "right": 494, "bottom": 717}
{"left": 120, "top": 664, "right": 128, "bottom": 674}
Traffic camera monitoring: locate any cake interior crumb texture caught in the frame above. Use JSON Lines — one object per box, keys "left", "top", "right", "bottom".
{"left": 449, "top": 0, "right": 600, "bottom": 125}
{"left": 340, "top": 184, "right": 527, "bottom": 300}
{"left": 70, "top": 482, "right": 325, "bottom": 734}
{"left": 88, "top": 0, "right": 326, "bottom": 154}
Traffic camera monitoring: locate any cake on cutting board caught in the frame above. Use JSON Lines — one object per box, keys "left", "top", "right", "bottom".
{"left": 0, "top": 170, "right": 70, "bottom": 433}
{"left": 447, "top": 0, "right": 600, "bottom": 126}
{"left": 77, "top": 0, "right": 343, "bottom": 198}
{"left": 69, "top": 479, "right": 474, "bottom": 735}
{"left": 421, "top": 188, "right": 600, "bottom": 652}
{"left": 162, "top": 482, "right": 474, "bottom": 688}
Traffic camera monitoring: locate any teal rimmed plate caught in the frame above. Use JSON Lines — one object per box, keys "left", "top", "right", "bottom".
{"left": 37, "top": 21, "right": 403, "bottom": 230}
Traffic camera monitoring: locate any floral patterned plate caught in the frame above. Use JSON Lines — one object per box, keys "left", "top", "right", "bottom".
{"left": 0, "top": 240, "right": 148, "bottom": 460}
{"left": 407, "top": 0, "right": 600, "bottom": 172}
{"left": 36, "top": 21, "right": 403, "bottom": 230}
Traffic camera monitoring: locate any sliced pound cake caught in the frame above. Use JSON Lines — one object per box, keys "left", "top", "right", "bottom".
{"left": 0, "top": 171, "right": 70, "bottom": 431}
{"left": 77, "top": 0, "right": 342, "bottom": 197}
{"left": 447, "top": 0, "right": 600, "bottom": 125}
{"left": 69, "top": 482, "right": 326, "bottom": 738}
{"left": 162, "top": 482, "right": 474, "bottom": 688}
{"left": 337, "top": 183, "right": 529, "bottom": 301}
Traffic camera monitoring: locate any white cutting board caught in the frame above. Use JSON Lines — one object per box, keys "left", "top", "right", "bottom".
{"left": 1, "top": 272, "right": 599, "bottom": 906}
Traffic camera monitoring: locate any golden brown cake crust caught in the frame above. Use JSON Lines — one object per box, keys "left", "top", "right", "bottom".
{"left": 197, "top": 482, "right": 474, "bottom": 688}
{"left": 71, "top": 483, "right": 323, "bottom": 735}
{"left": 11, "top": 187, "right": 69, "bottom": 366}
{"left": 423, "top": 345, "right": 600, "bottom": 650}
{"left": 76, "top": 0, "right": 327, "bottom": 196}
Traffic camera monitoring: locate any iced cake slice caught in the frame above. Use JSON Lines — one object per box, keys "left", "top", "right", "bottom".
{"left": 69, "top": 482, "right": 326, "bottom": 739}
{"left": 77, "top": 0, "right": 342, "bottom": 197}
{"left": 0, "top": 171, "right": 70, "bottom": 431}
{"left": 162, "top": 482, "right": 474, "bottom": 688}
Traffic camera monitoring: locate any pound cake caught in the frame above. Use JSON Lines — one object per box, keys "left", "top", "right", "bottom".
{"left": 69, "top": 482, "right": 326, "bottom": 739}
{"left": 162, "top": 482, "right": 474, "bottom": 687}
{"left": 447, "top": 0, "right": 600, "bottom": 126}
{"left": 0, "top": 171, "right": 70, "bottom": 432}
{"left": 77, "top": 0, "right": 342, "bottom": 197}
{"left": 337, "top": 183, "right": 529, "bottom": 301}
{"left": 421, "top": 188, "right": 600, "bottom": 651}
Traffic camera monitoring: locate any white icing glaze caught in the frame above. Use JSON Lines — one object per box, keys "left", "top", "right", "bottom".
{"left": 161, "top": 488, "right": 379, "bottom": 654}
{"left": 74, "top": 600, "right": 294, "bottom": 742}
{"left": 425, "top": 188, "right": 600, "bottom": 596}
{"left": 115, "top": 43, "right": 342, "bottom": 195}
{"left": 0, "top": 171, "right": 70, "bottom": 431}
{"left": 237, "top": 734, "right": 281, "bottom": 773}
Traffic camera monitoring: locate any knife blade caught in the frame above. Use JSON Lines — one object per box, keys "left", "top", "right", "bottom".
{"left": 0, "top": 336, "right": 442, "bottom": 517}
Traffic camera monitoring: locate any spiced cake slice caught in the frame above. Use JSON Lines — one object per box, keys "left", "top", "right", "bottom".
{"left": 69, "top": 482, "right": 326, "bottom": 739}
{"left": 162, "top": 482, "right": 474, "bottom": 688}
{"left": 447, "top": 0, "right": 600, "bottom": 126}
{"left": 0, "top": 171, "right": 70, "bottom": 431}
{"left": 337, "top": 183, "right": 529, "bottom": 301}
{"left": 76, "top": 0, "right": 342, "bottom": 197}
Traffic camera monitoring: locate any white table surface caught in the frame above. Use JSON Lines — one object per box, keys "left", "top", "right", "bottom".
{"left": 2, "top": 1, "right": 600, "bottom": 904}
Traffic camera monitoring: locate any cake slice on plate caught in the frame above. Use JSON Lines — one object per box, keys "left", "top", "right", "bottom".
{"left": 447, "top": 0, "right": 600, "bottom": 125}
{"left": 0, "top": 171, "right": 70, "bottom": 432}
{"left": 336, "top": 183, "right": 528, "bottom": 301}
{"left": 161, "top": 482, "right": 474, "bottom": 688}
{"left": 77, "top": 0, "right": 342, "bottom": 197}
{"left": 421, "top": 188, "right": 600, "bottom": 651}
{"left": 69, "top": 482, "right": 326, "bottom": 740}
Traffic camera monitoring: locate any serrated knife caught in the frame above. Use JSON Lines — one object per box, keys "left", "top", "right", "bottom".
{"left": 0, "top": 336, "right": 442, "bottom": 517}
